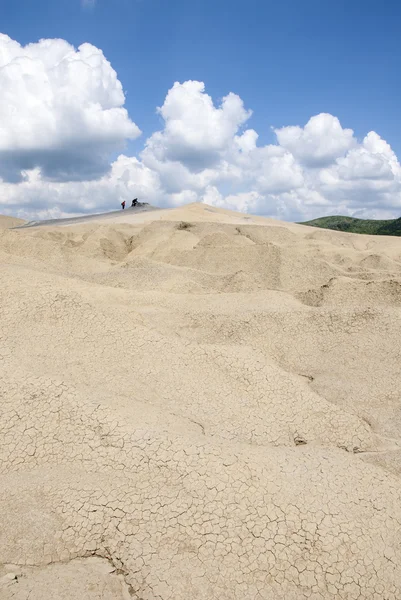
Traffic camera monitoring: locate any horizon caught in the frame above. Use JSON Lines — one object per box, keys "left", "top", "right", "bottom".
{"left": 7, "top": 199, "right": 401, "bottom": 231}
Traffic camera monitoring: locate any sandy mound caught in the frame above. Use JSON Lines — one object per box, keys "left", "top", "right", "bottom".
{"left": 1, "top": 203, "right": 401, "bottom": 600}
{"left": 0, "top": 215, "right": 25, "bottom": 229}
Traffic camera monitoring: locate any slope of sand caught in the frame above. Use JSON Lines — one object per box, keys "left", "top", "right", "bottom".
{"left": 1, "top": 203, "right": 401, "bottom": 600}
{"left": 0, "top": 215, "right": 25, "bottom": 229}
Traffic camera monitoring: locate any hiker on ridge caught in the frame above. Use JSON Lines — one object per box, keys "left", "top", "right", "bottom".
{"left": 121, "top": 201, "right": 126, "bottom": 210}
{"left": 131, "top": 198, "right": 138, "bottom": 207}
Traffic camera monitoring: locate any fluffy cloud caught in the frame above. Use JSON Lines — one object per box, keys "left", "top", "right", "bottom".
{"left": 0, "top": 34, "right": 140, "bottom": 183}
{"left": 275, "top": 114, "right": 355, "bottom": 167}
{"left": 142, "top": 81, "right": 251, "bottom": 171}
{"left": 1, "top": 34, "right": 401, "bottom": 222}
{"left": 0, "top": 156, "right": 162, "bottom": 220}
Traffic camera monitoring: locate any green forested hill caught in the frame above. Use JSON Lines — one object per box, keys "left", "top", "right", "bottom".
{"left": 300, "top": 215, "right": 401, "bottom": 236}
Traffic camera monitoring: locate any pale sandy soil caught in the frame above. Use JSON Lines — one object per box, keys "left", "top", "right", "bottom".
{"left": 1, "top": 203, "right": 401, "bottom": 600}
{"left": 0, "top": 215, "right": 25, "bottom": 229}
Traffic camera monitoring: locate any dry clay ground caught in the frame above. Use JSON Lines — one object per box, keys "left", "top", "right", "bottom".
{"left": 0, "top": 204, "right": 401, "bottom": 600}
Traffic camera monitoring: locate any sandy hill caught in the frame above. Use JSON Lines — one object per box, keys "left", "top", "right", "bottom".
{"left": 0, "top": 215, "right": 25, "bottom": 229}
{"left": 1, "top": 203, "right": 400, "bottom": 600}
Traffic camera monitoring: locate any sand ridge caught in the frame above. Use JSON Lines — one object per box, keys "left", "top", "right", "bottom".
{"left": 1, "top": 202, "right": 401, "bottom": 599}
{"left": 0, "top": 215, "right": 25, "bottom": 229}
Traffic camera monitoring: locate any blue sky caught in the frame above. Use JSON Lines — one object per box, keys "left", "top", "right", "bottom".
{"left": 3, "top": 0, "right": 400, "bottom": 152}
{"left": 0, "top": 0, "right": 400, "bottom": 220}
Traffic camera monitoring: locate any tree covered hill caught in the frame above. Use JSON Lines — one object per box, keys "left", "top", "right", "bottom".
{"left": 299, "top": 215, "right": 401, "bottom": 236}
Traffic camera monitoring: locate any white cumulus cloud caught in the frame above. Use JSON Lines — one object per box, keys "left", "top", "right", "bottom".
{"left": 0, "top": 34, "right": 401, "bottom": 222}
{"left": 275, "top": 114, "right": 355, "bottom": 167}
{"left": 0, "top": 34, "right": 140, "bottom": 183}
{"left": 142, "top": 80, "right": 252, "bottom": 172}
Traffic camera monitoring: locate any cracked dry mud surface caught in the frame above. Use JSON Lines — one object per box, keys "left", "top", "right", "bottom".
{"left": 1, "top": 203, "right": 401, "bottom": 599}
